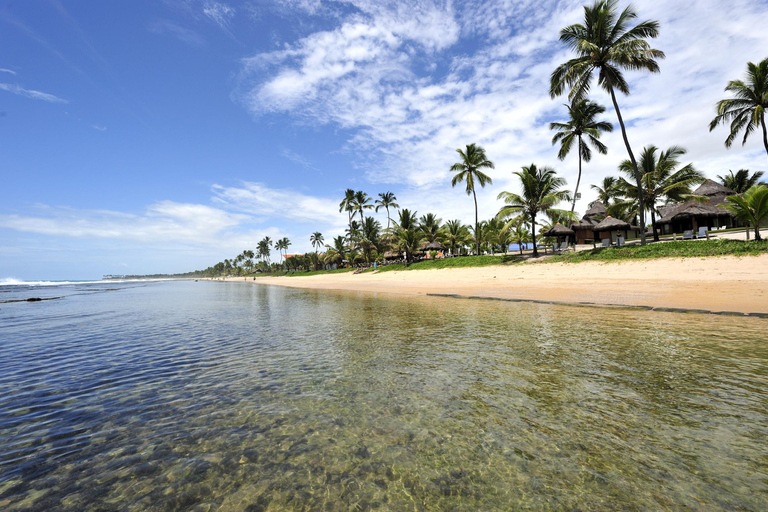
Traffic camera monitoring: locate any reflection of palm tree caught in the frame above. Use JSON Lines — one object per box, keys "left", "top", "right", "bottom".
{"left": 617, "top": 145, "right": 704, "bottom": 241}
{"left": 310, "top": 232, "right": 324, "bottom": 253}
{"left": 450, "top": 143, "right": 494, "bottom": 255}
{"left": 550, "top": 0, "right": 664, "bottom": 244}
{"left": 718, "top": 169, "right": 765, "bottom": 194}
{"left": 497, "top": 164, "right": 570, "bottom": 257}
{"left": 709, "top": 58, "right": 768, "bottom": 161}
{"left": 550, "top": 99, "right": 612, "bottom": 212}
{"left": 375, "top": 192, "right": 399, "bottom": 232}
{"left": 720, "top": 185, "right": 768, "bottom": 241}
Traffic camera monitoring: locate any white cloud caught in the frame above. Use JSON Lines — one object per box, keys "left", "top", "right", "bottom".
{"left": 0, "top": 83, "right": 68, "bottom": 103}
{"left": 92, "top": 124, "right": 107, "bottom": 131}
{"left": 203, "top": 1, "right": 236, "bottom": 29}
{"left": 236, "top": 0, "right": 768, "bottom": 218}
{"left": 0, "top": 68, "right": 16, "bottom": 75}
{"left": 147, "top": 19, "right": 207, "bottom": 46}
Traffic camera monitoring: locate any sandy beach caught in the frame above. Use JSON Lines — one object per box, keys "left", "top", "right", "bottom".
{"left": 220, "top": 254, "right": 768, "bottom": 315}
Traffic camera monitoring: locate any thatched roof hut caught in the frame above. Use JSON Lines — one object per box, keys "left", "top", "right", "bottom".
{"left": 383, "top": 251, "right": 402, "bottom": 260}
{"left": 594, "top": 216, "right": 631, "bottom": 231}
{"left": 583, "top": 201, "right": 607, "bottom": 219}
{"left": 695, "top": 179, "right": 736, "bottom": 199}
{"left": 421, "top": 240, "right": 445, "bottom": 251}
{"left": 542, "top": 223, "right": 575, "bottom": 237}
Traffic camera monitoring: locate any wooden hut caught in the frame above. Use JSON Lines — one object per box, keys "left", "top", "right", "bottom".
{"left": 593, "top": 216, "right": 631, "bottom": 244}
{"left": 542, "top": 223, "right": 575, "bottom": 248}
{"left": 657, "top": 179, "right": 738, "bottom": 234}
{"left": 570, "top": 201, "right": 606, "bottom": 244}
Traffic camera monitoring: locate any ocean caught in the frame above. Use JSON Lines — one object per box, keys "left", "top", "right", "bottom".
{"left": 1, "top": 279, "right": 767, "bottom": 510}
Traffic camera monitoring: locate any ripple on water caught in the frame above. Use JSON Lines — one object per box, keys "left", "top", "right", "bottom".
{"left": 1, "top": 280, "right": 767, "bottom": 511}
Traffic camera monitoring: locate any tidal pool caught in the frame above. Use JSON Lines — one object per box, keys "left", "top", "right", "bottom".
{"left": 1, "top": 280, "right": 767, "bottom": 510}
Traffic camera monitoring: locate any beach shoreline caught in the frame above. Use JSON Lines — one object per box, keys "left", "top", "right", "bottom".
{"left": 214, "top": 254, "right": 768, "bottom": 315}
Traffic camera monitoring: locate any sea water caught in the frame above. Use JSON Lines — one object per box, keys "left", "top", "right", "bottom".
{"left": 1, "top": 279, "right": 767, "bottom": 510}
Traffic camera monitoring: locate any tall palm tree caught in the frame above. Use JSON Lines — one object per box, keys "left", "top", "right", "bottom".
{"left": 351, "top": 191, "right": 374, "bottom": 224}
{"left": 550, "top": 0, "right": 664, "bottom": 244}
{"left": 591, "top": 176, "right": 620, "bottom": 205}
{"left": 509, "top": 217, "right": 532, "bottom": 255}
{"left": 550, "top": 99, "right": 613, "bottom": 212}
{"left": 450, "top": 143, "right": 495, "bottom": 255}
{"left": 262, "top": 237, "right": 273, "bottom": 263}
{"left": 441, "top": 219, "right": 469, "bottom": 255}
{"left": 709, "top": 58, "right": 768, "bottom": 161}
{"left": 719, "top": 184, "right": 768, "bottom": 241}
{"left": 375, "top": 192, "right": 399, "bottom": 232}
{"left": 310, "top": 232, "right": 324, "bottom": 253}
{"left": 497, "top": 164, "right": 571, "bottom": 257}
{"left": 339, "top": 188, "right": 356, "bottom": 228}
{"left": 616, "top": 145, "right": 705, "bottom": 241}
{"left": 718, "top": 169, "right": 766, "bottom": 194}
{"left": 357, "top": 216, "right": 382, "bottom": 263}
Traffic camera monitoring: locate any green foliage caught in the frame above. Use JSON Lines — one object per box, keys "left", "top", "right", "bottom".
{"left": 375, "top": 255, "right": 520, "bottom": 273}
{"left": 718, "top": 169, "right": 766, "bottom": 193}
{"left": 450, "top": 143, "right": 495, "bottom": 255}
{"left": 720, "top": 184, "right": 768, "bottom": 240}
{"left": 546, "top": 239, "right": 768, "bottom": 263}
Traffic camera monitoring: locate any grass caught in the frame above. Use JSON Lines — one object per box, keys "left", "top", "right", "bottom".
{"left": 249, "top": 268, "right": 356, "bottom": 278}
{"left": 374, "top": 254, "right": 520, "bottom": 273}
{"left": 544, "top": 239, "right": 768, "bottom": 263}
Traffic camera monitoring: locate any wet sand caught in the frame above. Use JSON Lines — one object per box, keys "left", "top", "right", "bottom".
{"left": 222, "top": 254, "right": 768, "bottom": 315}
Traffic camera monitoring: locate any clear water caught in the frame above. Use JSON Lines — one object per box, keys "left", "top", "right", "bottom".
{"left": 1, "top": 280, "right": 767, "bottom": 511}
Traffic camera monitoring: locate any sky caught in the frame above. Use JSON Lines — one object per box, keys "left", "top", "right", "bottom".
{"left": 1, "top": 0, "right": 767, "bottom": 280}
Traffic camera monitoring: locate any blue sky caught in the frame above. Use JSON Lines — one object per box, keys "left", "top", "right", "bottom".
{"left": 2, "top": 0, "right": 767, "bottom": 280}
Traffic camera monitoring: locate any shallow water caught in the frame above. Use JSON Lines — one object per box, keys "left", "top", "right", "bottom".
{"left": 1, "top": 280, "right": 767, "bottom": 511}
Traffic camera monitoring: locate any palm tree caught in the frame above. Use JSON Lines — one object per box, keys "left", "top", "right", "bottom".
{"left": 718, "top": 169, "right": 766, "bottom": 194}
{"left": 550, "top": 99, "right": 613, "bottom": 212}
{"left": 419, "top": 213, "right": 442, "bottom": 243}
{"left": 262, "top": 237, "right": 273, "bottom": 263}
{"left": 616, "top": 145, "right": 705, "bottom": 241}
{"left": 310, "top": 231, "right": 324, "bottom": 253}
{"left": 339, "top": 188, "right": 356, "bottom": 228}
{"left": 550, "top": 0, "right": 664, "bottom": 244}
{"left": 509, "top": 217, "right": 532, "bottom": 255}
{"left": 375, "top": 192, "right": 399, "bottom": 232}
{"left": 393, "top": 209, "right": 423, "bottom": 262}
{"left": 357, "top": 216, "right": 382, "bottom": 263}
{"left": 591, "top": 176, "right": 621, "bottom": 205}
{"left": 719, "top": 184, "right": 768, "bottom": 240}
{"left": 274, "top": 237, "right": 291, "bottom": 263}
{"left": 351, "top": 191, "right": 374, "bottom": 224}
{"left": 450, "top": 143, "right": 495, "bottom": 255}
{"left": 442, "top": 219, "right": 469, "bottom": 255}
{"left": 497, "top": 164, "right": 571, "bottom": 257}
{"left": 709, "top": 58, "right": 768, "bottom": 161}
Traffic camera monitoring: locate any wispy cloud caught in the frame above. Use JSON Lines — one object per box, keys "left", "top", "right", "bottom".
{"left": 236, "top": 0, "right": 768, "bottom": 215}
{"left": 147, "top": 19, "right": 206, "bottom": 46}
{"left": 0, "top": 83, "right": 68, "bottom": 103}
{"left": 203, "top": 1, "right": 235, "bottom": 29}
{"left": 0, "top": 68, "right": 16, "bottom": 75}
{"left": 92, "top": 124, "right": 107, "bottom": 132}
{"left": 281, "top": 148, "right": 323, "bottom": 174}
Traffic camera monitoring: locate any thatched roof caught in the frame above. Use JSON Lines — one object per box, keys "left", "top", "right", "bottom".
{"left": 583, "top": 201, "right": 607, "bottom": 219}
{"left": 542, "top": 223, "right": 575, "bottom": 237}
{"left": 383, "top": 251, "right": 402, "bottom": 259}
{"left": 422, "top": 240, "right": 445, "bottom": 250}
{"left": 695, "top": 179, "right": 736, "bottom": 198}
{"left": 594, "top": 216, "right": 631, "bottom": 231}
{"left": 658, "top": 200, "right": 731, "bottom": 223}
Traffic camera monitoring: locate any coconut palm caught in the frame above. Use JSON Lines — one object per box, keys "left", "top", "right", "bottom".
{"left": 591, "top": 176, "right": 621, "bottom": 205}
{"left": 356, "top": 216, "right": 382, "bottom": 263}
{"left": 310, "top": 231, "right": 324, "bottom": 253}
{"left": 393, "top": 209, "right": 423, "bottom": 262}
{"left": 719, "top": 184, "right": 768, "bottom": 241}
{"left": 351, "top": 191, "right": 374, "bottom": 224}
{"left": 550, "top": 0, "right": 664, "bottom": 244}
{"left": 441, "top": 219, "right": 469, "bottom": 255}
{"left": 616, "top": 145, "right": 705, "bottom": 241}
{"left": 709, "top": 58, "right": 768, "bottom": 160}
{"left": 509, "top": 217, "right": 532, "bottom": 255}
{"left": 375, "top": 192, "right": 399, "bottom": 232}
{"left": 450, "top": 143, "right": 495, "bottom": 255}
{"left": 345, "top": 220, "right": 361, "bottom": 243}
{"left": 339, "top": 188, "right": 356, "bottom": 228}
{"left": 718, "top": 169, "right": 766, "bottom": 194}
{"left": 550, "top": 99, "right": 613, "bottom": 212}
{"left": 419, "top": 213, "right": 442, "bottom": 243}
{"left": 497, "top": 164, "right": 571, "bottom": 257}
{"left": 274, "top": 237, "right": 291, "bottom": 263}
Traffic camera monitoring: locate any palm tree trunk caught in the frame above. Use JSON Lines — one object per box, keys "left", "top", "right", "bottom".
{"left": 650, "top": 209, "right": 658, "bottom": 242}
{"left": 531, "top": 213, "right": 538, "bottom": 257}
{"left": 755, "top": 224, "right": 762, "bottom": 241}
{"left": 472, "top": 187, "right": 479, "bottom": 255}
{"left": 610, "top": 87, "right": 647, "bottom": 245}
{"left": 762, "top": 115, "right": 768, "bottom": 161}
{"left": 572, "top": 136, "right": 583, "bottom": 213}
{"left": 385, "top": 206, "right": 391, "bottom": 232}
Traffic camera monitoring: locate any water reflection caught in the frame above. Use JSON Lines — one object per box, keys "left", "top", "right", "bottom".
{"left": 1, "top": 281, "right": 767, "bottom": 510}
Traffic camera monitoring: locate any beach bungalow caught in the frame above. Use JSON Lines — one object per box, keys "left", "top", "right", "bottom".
{"left": 656, "top": 179, "right": 738, "bottom": 235}
{"left": 570, "top": 201, "right": 606, "bottom": 244}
